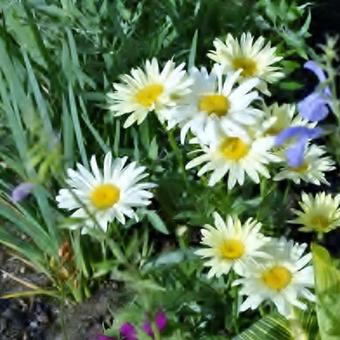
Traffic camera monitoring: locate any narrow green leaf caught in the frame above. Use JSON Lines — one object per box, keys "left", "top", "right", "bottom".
{"left": 70, "top": 230, "right": 89, "bottom": 278}
{"left": 234, "top": 313, "right": 293, "bottom": 340}
{"left": 79, "top": 95, "right": 110, "bottom": 154}
{"left": 148, "top": 137, "right": 158, "bottom": 160}
{"left": 0, "top": 227, "right": 50, "bottom": 277}
{"left": 188, "top": 30, "right": 198, "bottom": 69}
{"left": 0, "top": 196, "right": 55, "bottom": 256}
{"left": 66, "top": 28, "right": 84, "bottom": 89}
{"left": 113, "top": 120, "right": 121, "bottom": 156}
{"left": 145, "top": 210, "right": 169, "bottom": 235}
{"left": 68, "top": 84, "right": 89, "bottom": 167}
{"left": 1, "top": 289, "right": 59, "bottom": 299}
{"left": 62, "top": 95, "right": 75, "bottom": 169}
{"left": 22, "top": 50, "right": 54, "bottom": 146}
{"left": 299, "top": 10, "right": 311, "bottom": 36}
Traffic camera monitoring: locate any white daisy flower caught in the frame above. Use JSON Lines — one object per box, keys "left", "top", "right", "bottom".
{"left": 259, "top": 103, "right": 316, "bottom": 137}
{"left": 290, "top": 192, "right": 340, "bottom": 233}
{"left": 186, "top": 128, "right": 279, "bottom": 189}
{"left": 195, "top": 212, "right": 269, "bottom": 278}
{"left": 207, "top": 33, "right": 283, "bottom": 94}
{"left": 169, "top": 65, "right": 261, "bottom": 143}
{"left": 274, "top": 144, "right": 335, "bottom": 185}
{"left": 56, "top": 152, "right": 156, "bottom": 233}
{"left": 235, "top": 238, "right": 315, "bottom": 316}
{"left": 107, "top": 58, "right": 192, "bottom": 128}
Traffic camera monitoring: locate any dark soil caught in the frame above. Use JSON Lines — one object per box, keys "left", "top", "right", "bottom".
{"left": 0, "top": 246, "right": 54, "bottom": 339}
{"left": 0, "top": 246, "right": 126, "bottom": 340}
{"left": 46, "top": 286, "right": 123, "bottom": 340}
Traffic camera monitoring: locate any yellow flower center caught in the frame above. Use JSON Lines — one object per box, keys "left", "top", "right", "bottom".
{"left": 220, "top": 137, "right": 250, "bottom": 160}
{"left": 199, "top": 94, "right": 230, "bottom": 117}
{"left": 266, "top": 126, "right": 282, "bottom": 136}
{"left": 219, "top": 239, "right": 245, "bottom": 260}
{"left": 262, "top": 265, "right": 292, "bottom": 291}
{"left": 135, "top": 83, "right": 164, "bottom": 107}
{"left": 290, "top": 162, "right": 309, "bottom": 173}
{"left": 310, "top": 215, "right": 330, "bottom": 230}
{"left": 232, "top": 57, "right": 258, "bottom": 77}
{"left": 90, "top": 184, "right": 120, "bottom": 210}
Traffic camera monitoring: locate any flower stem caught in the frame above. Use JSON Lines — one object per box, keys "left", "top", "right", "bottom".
{"left": 166, "top": 127, "right": 189, "bottom": 185}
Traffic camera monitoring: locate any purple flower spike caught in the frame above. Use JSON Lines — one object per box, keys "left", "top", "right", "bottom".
{"left": 298, "top": 60, "right": 331, "bottom": 122}
{"left": 142, "top": 321, "right": 154, "bottom": 337}
{"left": 285, "top": 139, "right": 307, "bottom": 167}
{"left": 120, "top": 323, "right": 137, "bottom": 340}
{"left": 96, "top": 335, "right": 117, "bottom": 340}
{"left": 275, "top": 126, "right": 322, "bottom": 167}
{"left": 155, "top": 311, "right": 167, "bottom": 332}
{"left": 142, "top": 310, "right": 168, "bottom": 338}
{"left": 298, "top": 92, "right": 330, "bottom": 122}
{"left": 11, "top": 182, "right": 35, "bottom": 203}
{"left": 275, "top": 126, "right": 322, "bottom": 147}
{"left": 304, "top": 61, "right": 331, "bottom": 96}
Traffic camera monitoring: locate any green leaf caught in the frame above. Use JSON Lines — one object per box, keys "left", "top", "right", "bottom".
{"left": 188, "top": 30, "right": 198, "bottom": 69}
{"left": 293, "top": 307, "right": 319, "bottom": 340}
{"left": 312, "top": 244, "right": 340, "bottom": 340}
{"left": 70, "top": 230, "right": 90, "bottom": 278}
{"left": 279, "top": 81, "right": 303, "bottom": 91}
{"left": 0, "top": 227, "right": 50, "bottom": 277}
{"left": 144, "top": 210, "right": 169, "bottom": 235}
{"left": 234, "top": 313, "right": 293, "bottom": 340}
{"left": 62, "top": 95, "right": 75, "bottom": 169}
{"left": 143, "top": 249, "right": 195, "bottom": 271}
{"left": 68, "top": 84, "right": 89, "bottom": 167}
{"left": 148, "top": 137, "right": 158, "bottom": 160}
{"left": 1, "top": 289, "right": 59, "bottom": 299}
{"left": 80, "top": 99, "right": 110, "bottom": 154}
{"left": 22, "top": 50, "right": 54, "bottom": 146}
{"left": 299, "top": 10, "right": 311, "bottom": 37}
{"left": 113, "top": 120, "right": 121, "bottom": 157}
{"left": 0, "top": 196, "right": 56, "bottom": 256}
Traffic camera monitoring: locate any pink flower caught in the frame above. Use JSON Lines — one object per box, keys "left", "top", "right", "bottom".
{"left": 96, "top": 335, "right": 117, "bottom": 340}
{"left": 120, "top": 322, "right": 137, "bottom": 340}
{"left": 119, "top": 310, "right": 168, "bottom": 339}
{"left": 142, "top": 310, "right": 168, "bottom": 338}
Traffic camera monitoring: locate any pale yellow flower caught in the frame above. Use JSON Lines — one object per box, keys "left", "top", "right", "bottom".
{"left": 208, "top": 33, "right": 283, "bottom": 94}
{"left": 290, "top": 192, "right": 340, "bottom": 233}
{"left": 195, "top": 212, "right": 269, "bottom": 278}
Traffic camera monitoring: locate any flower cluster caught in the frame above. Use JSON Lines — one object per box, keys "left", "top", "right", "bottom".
{"left": 107, "top": 32, "right": 334, "bottom": 190}
{"left": 98, "top": 310, "right": 167, "bottom": 340}
{"left": 196, "top": 212, "right": 315, "bottom": 316}
{"left": 55, "top": 33, "right": 336, "bottom": 233}
{"left": 52, "top": 32, "right": 340, "bottom": 322}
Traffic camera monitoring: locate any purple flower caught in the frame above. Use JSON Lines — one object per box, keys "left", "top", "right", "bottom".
{"left": 11, "top": 182, "right": 35, "bottom": 203}
{"left": 142, "top": 322, "right": 154, "bottom": 337}
{"left": 120, "top": 323, "right": 137, "bottom": 340}
{"left": 298, "top": 61, "right": 331, "bottom": 122}
{"left": 96, "top": 335, "right": 117, "bottom": 340}
{"left": 155, "top": 311, "right": 167, "bottom": 331}
{"left": 142, "top": 310, "right": 168, "bottom": 338}
{"left": 304, "top": 61, "right": 330, "bottom": 93}
{"left": 275, "top": 126, "right": 322, "bottom": 167}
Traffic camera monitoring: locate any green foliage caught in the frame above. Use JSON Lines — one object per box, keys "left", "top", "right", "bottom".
{"left": 312, "top": 244, "right": 340, "bottom": 340}
{"left": 0, "top": 0, "right": 335, "bottom": 339}
{"left": 234, "top": 308, "right": 319, "bottom": 340}
{"left": 234, "top": 313, "right": 293, "bottom": 340}
{"left": 255, "top": 0, "right": 312, "bottom": 59}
